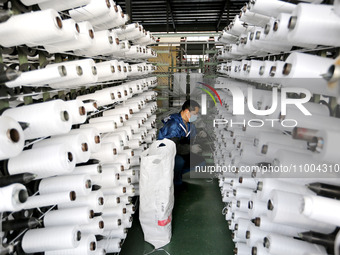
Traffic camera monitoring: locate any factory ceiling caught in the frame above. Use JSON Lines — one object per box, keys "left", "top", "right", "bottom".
{"left": 115, "top": 0, "right": 246, "bottom": 32}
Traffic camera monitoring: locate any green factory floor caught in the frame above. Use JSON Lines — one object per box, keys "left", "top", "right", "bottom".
{"left": 120, "top": 175, "right": 234, "bottom": 255}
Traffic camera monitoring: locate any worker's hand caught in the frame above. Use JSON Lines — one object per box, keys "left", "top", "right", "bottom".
{"left": 198, "top": 130, "right": 207, "bottom": 138}
{"left": 191, "top": 144, "right": 202, "bottom": 154}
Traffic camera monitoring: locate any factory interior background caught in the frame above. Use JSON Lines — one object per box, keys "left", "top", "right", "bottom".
{"left": 0, "top": 0, "right": 340, "bottom": 254}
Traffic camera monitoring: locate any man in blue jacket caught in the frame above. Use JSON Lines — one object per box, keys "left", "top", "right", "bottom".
{"left": 158, "top": 100, "right": 206, "bottom": 188}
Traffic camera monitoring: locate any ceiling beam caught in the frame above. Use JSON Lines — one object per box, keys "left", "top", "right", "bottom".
{"left": 142, "top": 19, "right": 225, "bottom": 23}
{"left": 216, "top": 0, "right": 230, "bottom": 31}
{"left": 154, "top": 32, "right": 220, "bottom": 37}
{"left": 132, "top": 11, "right": 240, "bottom": 16}
{"left": 134, "top": 16, "right": 222, "bottom": 21}
{"left": 133, "top": 10, "right": 225, "bottom": 15}
{"left": 142, "top": 23, "right": 225, "bottom": 32}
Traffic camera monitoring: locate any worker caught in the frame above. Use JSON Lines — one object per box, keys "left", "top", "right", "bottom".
{"left": 158, "top": 100, "right": 207, "bottom": 189}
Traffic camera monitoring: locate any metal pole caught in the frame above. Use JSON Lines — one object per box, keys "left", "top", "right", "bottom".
{"left": 166, "top": 1, "right": 169, "bottom": 33}
{"left": 125, "top": 0, "right": 132, "bottom": 23}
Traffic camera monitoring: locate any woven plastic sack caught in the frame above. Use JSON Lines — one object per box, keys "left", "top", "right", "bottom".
{"left": 139, "top": 138, "right": 176, "bottom": 249}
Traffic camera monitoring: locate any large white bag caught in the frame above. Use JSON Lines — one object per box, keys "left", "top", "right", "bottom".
{"left": 139, "top": 138, "right": 176, "bottom": 249}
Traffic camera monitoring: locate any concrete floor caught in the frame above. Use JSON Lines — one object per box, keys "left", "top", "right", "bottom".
{"left": 119, "top": 175, "right": 234, "bottom": 255}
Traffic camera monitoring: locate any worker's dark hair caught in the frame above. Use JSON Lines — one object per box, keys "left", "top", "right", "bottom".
{"left": 182, "top": 100, "right": 200, "bottom": 111}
